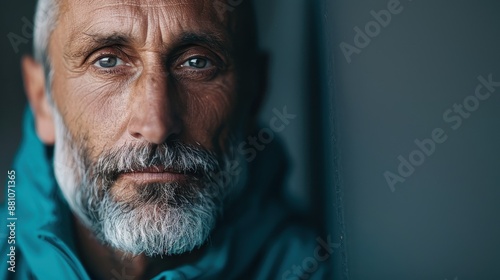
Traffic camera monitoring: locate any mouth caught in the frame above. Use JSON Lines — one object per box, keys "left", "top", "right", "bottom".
{"left": 119, "top": 166, "right": 197, "bottom": 183}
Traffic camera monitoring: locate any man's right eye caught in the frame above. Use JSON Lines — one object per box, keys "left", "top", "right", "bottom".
{"left": 94, "top": 56, "right": 125, "bottom": 68}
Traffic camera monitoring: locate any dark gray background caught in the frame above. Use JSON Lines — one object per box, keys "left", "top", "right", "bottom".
{"left": 328, "top": 0, "right": 500, "bottom": 279}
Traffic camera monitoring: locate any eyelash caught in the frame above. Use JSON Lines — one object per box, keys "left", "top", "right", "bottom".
{"left": 95, "top": 66, "right": 125, "bottom": 76}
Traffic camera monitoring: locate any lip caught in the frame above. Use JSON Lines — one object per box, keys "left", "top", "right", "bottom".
{"left": 119, "top": 166, "right": 191, "bottom": 183}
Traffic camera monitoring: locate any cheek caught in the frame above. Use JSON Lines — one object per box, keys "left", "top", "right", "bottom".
{"left": 53, "top": 72, "right": 130, "bottom": 157}
{"left": 179, "top": 75, "right": 237, "bottom": 149}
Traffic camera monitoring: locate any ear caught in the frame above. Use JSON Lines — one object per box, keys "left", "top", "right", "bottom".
{"left": 21, "top": 56, "right": 55, "bottom": 145}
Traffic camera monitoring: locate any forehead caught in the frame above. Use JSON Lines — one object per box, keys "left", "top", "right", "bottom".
{"left": 58, "top": 0, "right": 232, "bottom": 50}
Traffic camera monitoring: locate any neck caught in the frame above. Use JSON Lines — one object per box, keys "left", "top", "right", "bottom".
{"left": 72, "top": 215, "right": 206, "bottom": 280}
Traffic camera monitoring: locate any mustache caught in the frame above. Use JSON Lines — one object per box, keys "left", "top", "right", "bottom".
{"left": 90, "top": 141, "right": 221, "bottom": 183}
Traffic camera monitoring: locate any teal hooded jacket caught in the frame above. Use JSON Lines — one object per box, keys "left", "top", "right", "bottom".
{"left": 1, "top": 108, "right": 331, "bottom": 280}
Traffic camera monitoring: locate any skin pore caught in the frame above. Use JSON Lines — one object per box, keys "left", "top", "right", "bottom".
{"left": 23, "top": 0, "right": 264, "bottom": 279}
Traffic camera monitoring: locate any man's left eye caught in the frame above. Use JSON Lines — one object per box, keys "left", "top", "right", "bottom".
{"left": 181, "top": 57, "right": 213, "bottom": 69}
{"left": 94, "top": 56, "right": 125, "bottom": 68}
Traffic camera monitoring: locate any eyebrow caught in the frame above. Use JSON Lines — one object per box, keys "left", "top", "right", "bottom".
{"left": 64, "top": 32, "right": 133, "bottom": 59}
{"left": 64, "top": 31, "right": 232, "bottom": 61}
{"left": 175, "top": 32, "right": 232, "bottom": 58}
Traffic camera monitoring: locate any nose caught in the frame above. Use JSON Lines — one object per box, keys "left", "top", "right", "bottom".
{"left": 127, "top": 71, "right": 181, "bottom": 144}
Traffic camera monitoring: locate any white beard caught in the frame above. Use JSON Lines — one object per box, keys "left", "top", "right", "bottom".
{"left": 51, "top": 107, "right": 247, "bottom": 256}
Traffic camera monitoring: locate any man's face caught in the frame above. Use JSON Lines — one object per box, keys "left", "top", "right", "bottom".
{"left": 45, "top": 0, "right": 254, "bottom": 256}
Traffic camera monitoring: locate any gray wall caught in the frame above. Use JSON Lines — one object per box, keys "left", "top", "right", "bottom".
{"left": 329, "top": 0, "right": 500, "bottom": 278}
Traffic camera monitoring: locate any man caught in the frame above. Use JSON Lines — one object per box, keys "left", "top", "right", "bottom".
{"left": 1, "top": 0, "right": 329, "bottom": 279}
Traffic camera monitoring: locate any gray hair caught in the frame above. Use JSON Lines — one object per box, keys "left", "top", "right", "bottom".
{"left": 33, "top": 0, "right": 59, "bottom": 99}
{"left": 33, "top": 0, "right": 59, "bottom": 63}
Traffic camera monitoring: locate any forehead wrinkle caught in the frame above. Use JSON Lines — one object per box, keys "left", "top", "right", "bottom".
{"left": 71, "top": 0, "right": 191, "bottom": 7}
{"left": 59, "top": 0, "right": 237, "bottom": 63}
{"left": 77, "top": 4, "right": 146, "bottom": 34}
{"left": 61, "top": 0, "right": 231, "bottom": 35}
{"left": 97, "top": 2, "right": 190, "bottom": 8}
{"left": 63, "top": 10, "right": 144, "bottom": 56}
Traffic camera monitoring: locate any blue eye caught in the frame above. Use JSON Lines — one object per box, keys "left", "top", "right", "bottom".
{"left": 181, "top": 57, "right": 212, "bottom": 69}
{"left": 95, "top": 56, "right": 124, "bottom": 68}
